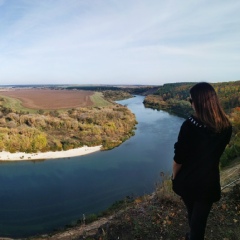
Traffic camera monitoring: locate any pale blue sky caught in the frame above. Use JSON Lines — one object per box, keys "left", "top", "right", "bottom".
{"left": 0, "top": 0, "right": 240, "bottom": 85}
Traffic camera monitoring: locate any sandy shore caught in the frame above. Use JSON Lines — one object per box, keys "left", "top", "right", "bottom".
{"left": 0, "top": 145, "right": 102, "bottom": 161}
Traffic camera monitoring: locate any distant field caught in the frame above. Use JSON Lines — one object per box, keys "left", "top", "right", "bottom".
{"left": 0, "top": 89, "right": 111, "bottom": 111}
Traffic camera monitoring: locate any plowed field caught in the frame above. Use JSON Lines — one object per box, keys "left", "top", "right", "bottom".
{"left": 0, "top": 89, "right": 94, "bottom": 109}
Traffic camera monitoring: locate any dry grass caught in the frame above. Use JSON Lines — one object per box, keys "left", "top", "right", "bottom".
{"left": 221, "top": 157, "right": 240, "bottom": 189}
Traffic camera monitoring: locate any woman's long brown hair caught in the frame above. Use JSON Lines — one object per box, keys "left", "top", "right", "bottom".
{"left": 190, "top": 82, "right": 231, "bottom": 132}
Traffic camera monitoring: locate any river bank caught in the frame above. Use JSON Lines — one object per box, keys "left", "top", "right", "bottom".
{"left": 0, "top": 95, "right": 184, "bottom": 238}
{"left": 0, "top": 145, "right": 102, "bottom": 161}
{"left": 27, "top": 160, "right": 240, "bottom": 240}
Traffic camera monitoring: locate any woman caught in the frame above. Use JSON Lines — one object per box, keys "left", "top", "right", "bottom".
{"left": 172, "top": 82, "right": 232, "bottom": 240}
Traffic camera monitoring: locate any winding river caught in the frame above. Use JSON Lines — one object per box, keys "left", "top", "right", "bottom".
{"left": 0, "top": 96, "right": 184, "bottom": 238}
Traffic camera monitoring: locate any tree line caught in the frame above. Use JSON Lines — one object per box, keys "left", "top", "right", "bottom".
{"left": 0, "top": 103, "right": 137, "bottom": 153}
{"left": 143, "top": 80, "right": 240, "bottom": 167}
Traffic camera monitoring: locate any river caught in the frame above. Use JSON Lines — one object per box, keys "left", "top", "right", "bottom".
{"left": 0, "top": 95, "right": 184, "bottom": 238}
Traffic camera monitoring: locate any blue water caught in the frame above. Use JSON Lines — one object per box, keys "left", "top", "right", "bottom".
{"left": 0, "top": 96, "right": 184, "bottom": 238}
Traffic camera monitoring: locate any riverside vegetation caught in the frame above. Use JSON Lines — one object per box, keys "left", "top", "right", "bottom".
{"left": 0, "top": 90, "right": 137, "bottom": 153}
{"left": 143, "top": 80, "right": 240, "bottom": 168}
{"left": 0, "top": 85, "right": 159, "bottom": 154}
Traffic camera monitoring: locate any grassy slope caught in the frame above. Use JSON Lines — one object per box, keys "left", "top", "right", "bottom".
{"left": 221, "top": 157, "right": 240, "bottom": 187}
{"left": 90, "top": 92, "right": 112, "bottom": 107}
{"left": 0, "top": 94, "right": 37, "bottom": 113}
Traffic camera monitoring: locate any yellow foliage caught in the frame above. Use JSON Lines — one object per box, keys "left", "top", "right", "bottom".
{"left": 0, "top": 104, "right": 136, "bottom": 152}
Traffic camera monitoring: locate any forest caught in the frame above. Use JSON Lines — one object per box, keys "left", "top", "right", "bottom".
{"left": 143, "top": 80, "right": 240, "bottom": 167}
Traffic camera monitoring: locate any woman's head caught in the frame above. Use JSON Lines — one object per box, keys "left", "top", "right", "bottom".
{"left": 189, "top": 82, "right": 230, "bottom": 131}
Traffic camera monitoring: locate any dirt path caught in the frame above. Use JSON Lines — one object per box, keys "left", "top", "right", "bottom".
{"left": 31, "top": 215, "right": 116, "bottom": 240}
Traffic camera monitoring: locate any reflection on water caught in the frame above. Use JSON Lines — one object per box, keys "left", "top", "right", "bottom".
{"left": 0, "top": 96, "right": 184, "bottom": 238}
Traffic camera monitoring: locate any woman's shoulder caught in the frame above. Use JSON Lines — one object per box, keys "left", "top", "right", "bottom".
{"left": 183, "top": 115, "right": 232, "bottom": 138}
{"left": 187, "top": 115, "right": 207, "bottom": 128}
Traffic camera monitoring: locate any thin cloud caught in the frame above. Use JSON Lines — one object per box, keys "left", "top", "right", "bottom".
{"left": 0, "top": 0, "right": 240, "bottom": 84}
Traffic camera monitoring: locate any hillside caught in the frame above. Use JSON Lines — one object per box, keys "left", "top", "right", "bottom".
{"left": 143, "top": 81, "right": 240, "bottom": 117}
{"left": 28, "top": 160, "right": 240, "bottom": 240}
{"left": 0, "top": 89, "right": 137, "bottom": 153}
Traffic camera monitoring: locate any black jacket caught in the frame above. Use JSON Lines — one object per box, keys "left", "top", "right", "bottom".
{"left": 172, "top": 115, "right": 232, "bottom": 202}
